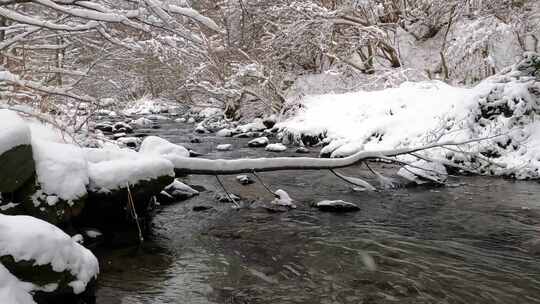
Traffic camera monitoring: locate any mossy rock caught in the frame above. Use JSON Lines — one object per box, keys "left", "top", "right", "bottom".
{"left": 14, "top": 177, "right": 85, "bottom": 226}
{"left": 0, "top": 144, "right": 35, "bottom": 193}
{"left": 78, "top": 174, "right": 173, "bottom": 243}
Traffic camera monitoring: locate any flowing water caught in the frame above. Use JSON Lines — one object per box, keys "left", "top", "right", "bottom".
{"left": 95, "top": 120, "right": 540, "bottom": 304}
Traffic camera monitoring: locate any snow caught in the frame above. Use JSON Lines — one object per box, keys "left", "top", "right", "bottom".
{"left": 315, "top": 200, "right": 359, "bottom": 212}
{"left": 216, "top": 144, "right": 232, "bottom": 151}
{"left": 122, "top": 96, "right": 176, "bottom": 116}
{"left": 279, "top": 80, "right": 474, "bottom": 154}
{"left": 235, "top": 118, "right": 266, "bottom": 133}
{"left": 139, "top": 136, "right": 190, "bottom": 159}
{"left": 131, "top": 117, "right": 153, "bottom": 127}
{"left": 278, "top": 54, "right": 540, "bottom": 179}
{"left": 0, "top": 263, "right": 35, "bottom": 304}
{"left": 248, "top": 136, "right": 269, "bottom": 147}
{"left": 32, "top": 140, "right": 89, "bottom": 201}
{"left": 0, "top": 214, "right": 99, "bottom": 294}
{"left": 271, "top": 189, "right": 296, "bottom": 208}
{"left": 265, "top": 143, "right": 287, "bottom": 152}
{"left": 0, "top": 109, "right": 31, "bottom": 155}
{"left": 163, "top": 179, "right": 199, "bottom": 197}
{"left": 216, "top": 129, "right": 233, "bottom": 137}
{"left": 85, "top": 146, "right": 174, "bottom": 192}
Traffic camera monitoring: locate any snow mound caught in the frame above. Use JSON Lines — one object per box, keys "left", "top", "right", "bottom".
{"left": 0, "top": 214, "right": 99, "bottom": 294}
{"left": 0, "top": 109, "right": 31, "bottom": 155}
{"left": 140, "top": 136, "right": 190, "bottom": 159}
{"left": 32, "top": 140, "right": 89, "bottom": 201}
{"left": 271, "top": 189, "right": 296, "bottom": 208}
{"left": 265, "top": 143, "right": 287, "bottom": 152}
{"left": 0, "top": 263, "right": 35, "bottom": 304}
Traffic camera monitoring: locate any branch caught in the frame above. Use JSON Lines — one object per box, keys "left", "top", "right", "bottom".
{"left": 172, "top": 138, "right": 497, "bottom": 175}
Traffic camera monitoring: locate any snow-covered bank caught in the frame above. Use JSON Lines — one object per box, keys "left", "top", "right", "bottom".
{"left": 278, "top": 53, "right": 540, "bottom": 179}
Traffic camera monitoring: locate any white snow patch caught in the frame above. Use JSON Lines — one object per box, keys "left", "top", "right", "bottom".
{"left": 216, "top": 144, "right": 232, "bottom": 151}
{"left": 271, "top": 189, "right": 296, "bottom": 208}
{"left": 0, "top": 263, "right": 35, "bottom": 304}
{"left": 0, "top": 110, "right": 31, "bottom": 155}
{"left": 139, "top": 136, "right": 190, "bottom": 159}
{"left": 265, "top": 143, "right": 287, "bottom": 152}
{"left": 32, "top": 139, "right": 89, "bottom": 201}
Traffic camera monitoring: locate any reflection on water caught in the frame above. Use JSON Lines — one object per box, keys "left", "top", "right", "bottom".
{"left": 96, "top": 121, "right": 540, "bottom": 304}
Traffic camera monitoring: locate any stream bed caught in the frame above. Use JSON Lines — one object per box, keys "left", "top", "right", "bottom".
{"left": 95, "top": 120, "right": 540, "bottom": 304}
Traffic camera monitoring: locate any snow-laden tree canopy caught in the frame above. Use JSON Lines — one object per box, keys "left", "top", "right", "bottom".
{"left": 0, "top": 0, "right": 220, "bottom": 107}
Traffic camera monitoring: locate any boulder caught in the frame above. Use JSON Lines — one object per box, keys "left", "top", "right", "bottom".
{"left": 112, "top": 122, "right": 133, "bottom": 134}
{"left": 315, "top": 200, "right": 359, "bottom": 212}
{"left": 397, "top": 160, "right": 448, "bottom": 185}
{"left": 0, "top": 214, "right": 99, "bottom": 303}
{"left": 248, "top": 137, "right": 269, "bottom": 148}
{"left": 15, "top": 177, "right": 85, "bottom": 226}
{"left": 0, "top": 110, "right": 34, "bottom": 193}
{"left": 265, "top": 143, "right": 287, "bottom": 152}
{"left": 236, "top": 175, "right": 254, "bottom": 185}
{"left": 216, "top": 144, "right": 232, "bottom": 151}
{"left": 0, "top": 144, "right": 34, "bottom": 193}
{"left": 157, "top": 179, "right": 199, "bottom": 204}
{"left": 13, "top": 140, "right": 89, "bottom": 226}
{"left": 216, "top": 129, "right": 233, "bottom": 137}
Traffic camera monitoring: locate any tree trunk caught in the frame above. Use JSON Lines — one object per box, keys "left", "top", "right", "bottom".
{"left": 172, "top": 140, "right": 461, "bottom": 175}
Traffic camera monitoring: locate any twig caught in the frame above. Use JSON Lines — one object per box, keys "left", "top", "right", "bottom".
{"left": 252, "top": 170, "right": 277, "bottom": 197}
{"left": 215, "top": 175, "right": 240, "bottom": 208}
{"left": 126, "top": 183, "right": 144, "bottom": 243}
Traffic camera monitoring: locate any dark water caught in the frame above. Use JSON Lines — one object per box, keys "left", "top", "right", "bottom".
{"left": 96, "top": 120, "right": 540, "bottom": 304}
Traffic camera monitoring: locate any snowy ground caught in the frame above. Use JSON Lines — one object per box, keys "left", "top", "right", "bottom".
{"left": 278, "top": 53, "right": 540, "bottom": 179}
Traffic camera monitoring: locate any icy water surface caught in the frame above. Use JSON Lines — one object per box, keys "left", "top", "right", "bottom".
{"left": 96, "top": 120, "right": 540, "bottom": 304}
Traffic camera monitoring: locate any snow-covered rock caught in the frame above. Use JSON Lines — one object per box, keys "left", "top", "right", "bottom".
{"left": 116, "top": 136, "right": 141, "bottom": 149}
{"left": 0, "top": 214, "right": 99, "bottom": 297}
{"left": 216, "top": 128, "right": 233, "bottom": 137}
{"left": 147, "top": 114, "right": 169, "bottom": 121}
{"left": 315, "top": 200, "right": 360, "bottom": 212}
{"left": 140, "top": 136, "right": 190, "bottom": 159}
{"left": 112, "top": 122, "right": 133, "bottom": 133}
{"left": 248, "top": 136, "right": 269, "bottom": 148}
{"left": 130, "top": 117, "right": 153, "bottom": 127}
{"left": 0, "top": 110, "right": 31, "bottom": 156}
{"left": 265, "top": 143, "right": 287, "bottom": 152}
{"left": 271, "top": 189, "right": 296, "bottom": 208}
{"left": 295, "top": 147, "right": 310, "bottom": 154}
{"left": 16, "top": 140, "right": 89, "bottom": 224}
{"left": 0, "top": 262, "right": 34, "bottom": 304}
{"left": 236, "top": 175, "right": 254, "bottom": 185}
{"left": 194, "top": 123, "right": 209, "bottom": 134}
{"left": 0, "top": 110, "right": 34, "bottom": 193}
{"left": 216, "top": 144, "right": 232, "bottom": 151}
{"left": 234, "top": 118, "right": 266, "bottom": 133}
{"left": 158, "top": 179, "right": 199, "bottom": 204}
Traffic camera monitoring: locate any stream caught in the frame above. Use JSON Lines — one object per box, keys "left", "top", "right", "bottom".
{"left": 95, "top": 120, "right": 540, "bottom": 304}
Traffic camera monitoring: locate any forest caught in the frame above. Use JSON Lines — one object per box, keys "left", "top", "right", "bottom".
{"left": 1, "top": 1, "right": 540, "bottom": 303}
